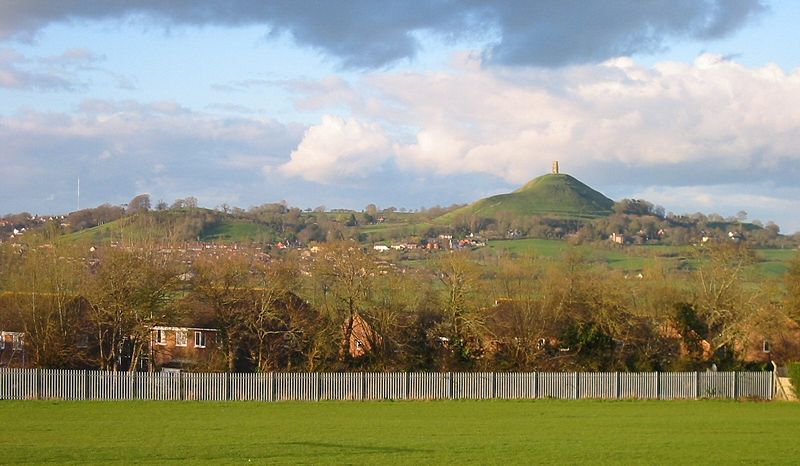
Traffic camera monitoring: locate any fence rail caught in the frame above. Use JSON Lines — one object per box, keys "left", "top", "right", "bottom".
{"left": 0, "top": 369, "right": 773, "bottom": 401}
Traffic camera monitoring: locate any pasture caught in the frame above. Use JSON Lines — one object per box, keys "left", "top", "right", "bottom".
{"left": 3, "top": 400, "right": 799, "bottom": 464}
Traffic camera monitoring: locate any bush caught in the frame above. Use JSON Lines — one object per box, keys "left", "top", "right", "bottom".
{"left": 789, "top": 362, "right": 800, "bottom": 399}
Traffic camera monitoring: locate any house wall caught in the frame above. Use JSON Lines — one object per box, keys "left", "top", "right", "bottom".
{"left": 0, "top": 332, "right": 28, "bottom": 368}
{"left": 151, "top": 328, "right": 219, "bottom": 369}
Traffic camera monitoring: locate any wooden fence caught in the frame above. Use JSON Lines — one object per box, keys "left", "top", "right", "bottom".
{"left": 0, "top": 369, "right": 773, "bottom": 401}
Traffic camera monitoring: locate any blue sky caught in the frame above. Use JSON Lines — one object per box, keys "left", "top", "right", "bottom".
{"left": 1, "top": 1, "right": 800, "bottom": 233}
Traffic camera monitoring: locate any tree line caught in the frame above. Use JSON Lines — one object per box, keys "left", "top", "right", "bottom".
{"left": 1, "top": 234, "right": 799, "bottom": 373}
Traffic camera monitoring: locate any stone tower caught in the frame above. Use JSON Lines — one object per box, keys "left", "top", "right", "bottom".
{"left": 552, "top": 160, "right": 559, "bottom": 174}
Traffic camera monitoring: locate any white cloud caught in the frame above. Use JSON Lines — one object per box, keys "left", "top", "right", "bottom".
{"left": 295, "top": 54, "right": 800, "bottom": 188}
{"left": 279, "top": 115, "right": 391, "bottom": 183}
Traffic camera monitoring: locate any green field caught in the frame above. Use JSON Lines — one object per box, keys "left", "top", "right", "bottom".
{"left": 487, "top": 238, "right": 797, "bottom": 277}
{"left": 3, "top": 400, "right": 799, "bottom": 464}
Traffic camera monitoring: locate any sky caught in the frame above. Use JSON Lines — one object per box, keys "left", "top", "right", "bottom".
{"left": 1, "top": 0, "right": 800, "bottom": 233}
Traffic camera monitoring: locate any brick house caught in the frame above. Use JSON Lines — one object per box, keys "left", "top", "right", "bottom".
{"left": 342, "top": 312, "right": 382, "bottom": 358}
{"left": 150, "top": 323, "right": 220, "bottom": 371}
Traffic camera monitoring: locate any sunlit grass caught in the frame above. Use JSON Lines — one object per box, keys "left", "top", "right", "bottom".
{"left": 3, "top": 399, "right": 799, "bottom": 465}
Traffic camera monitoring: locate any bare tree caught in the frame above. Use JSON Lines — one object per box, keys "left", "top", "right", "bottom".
{"left": 85, "top": 244, "right": 180, "bottom": 371}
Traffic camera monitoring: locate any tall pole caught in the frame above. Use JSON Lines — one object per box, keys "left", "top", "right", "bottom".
{"left": 77, "top": 177, "right": 81, "bottom": 211}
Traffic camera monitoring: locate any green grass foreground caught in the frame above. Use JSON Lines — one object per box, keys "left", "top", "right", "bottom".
{"left": 3, "top": 400, "right": 799, "bottom": 464}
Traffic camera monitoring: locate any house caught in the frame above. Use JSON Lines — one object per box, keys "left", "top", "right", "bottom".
{"left": 0, "top": 331, "right": 27, "bottom": 368}
{"left": 740, "top": 317, "right": 800, "bottom": 365}
{"left": 373, "top": 244, "right": 390, "bottom": 252}
{"left": 341, "top": 312, "right": 382, "bottom": 358}
{"left": 609, "top": 232, "right": 627, "bottom": 244}
{"left": 150, "top": 323, "right": 220, "bottom": 371}
{"left": 0, "top": 296, "right": 27, "bottom": 367}
{"left": 149, "top": 302, "right": 220, "bottom": 371}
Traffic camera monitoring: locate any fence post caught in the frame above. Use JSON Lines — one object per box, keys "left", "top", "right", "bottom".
{"left": 179, "top": 372, "right": 185, "bottom": 401}
{"left": 615, "top": 372, "right": 620, "bottom": 400}
{"left": 574, "top": 372, "right": 579, "bottom": 400}
{"left": 656, "top": 372, "right": 661, "bottom": 400}
{"left": 491, "top": 372, "right": 496, "bottom": 399}
{"left": 35, "top": 368, "right": 42, "bottom": 400}
{"left": 359, "top": 372, "right": 365, "bottom": 401}
{"left": 448, "top": 372, "right": 454, "bottom": 399}
{"left": 694, "top": 371, "right": 699, "bottom": 399}
{"left": 732, "top": 371, "right": 737, "bottom": 400}
{"left": 534, "top": 372, "right": 538, "bottom": 399}
{"left": 404, "top": 372, "right": 410, "bottom": 400}
{"left": 270, "top": 372, "right": 276, "bottom": 402}
{"left": 315, "top": 372, "right": 321, "bottom": 402}
{"left": 225, "top": 372, "right": 231, "bottom": 401}
{"left": 769, "top": 371, "right": 774, "bottom": 400}
{"left": 84, "top": 369, "right": 90, "bottom": 400}
{"left": 132, "top": 371, "right": 137, "bottom": 401}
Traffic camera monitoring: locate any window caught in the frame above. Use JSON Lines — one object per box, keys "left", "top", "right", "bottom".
{"left": 0, "top": 333, "right": 5, "bottom": 350}
{"left": 155, "top": 329, "right": 167, "bottom": 345}
{"left": 176, "top": 330, "right": 188, "bottom": 347}
{"left": 76, "top": 334, "right": 89, "bottom": 348}
{"left": 12, "top": 333, "right": 23, "bottom": 350}
{"left": 194, "top": 331, "right": 206, "bottom": 348}
{"left": 763, "top": 340, "right": 771, "bottom": 353}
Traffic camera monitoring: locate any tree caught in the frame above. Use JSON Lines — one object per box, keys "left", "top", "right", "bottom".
{"left": 85, "top": 245, "right": 180, "bottom": 371}
{"left": 691, "top": 241, "right": 761, "bottom": 367}
{"left": 431, "top": 252, "right": 487, "bottom": 368}
{"left": 3, "top": 241, "right": 89, "bottom": 368}
{"left": 309, "top": 241, "right": 375, "bottom": 365}
{"left": 239, "top": 260, "right": 318, "bottom": 371}
{"left": 191, "top": 255, "right": 253, "bottom": 372}
{"left": 127, "top": 194, "right": 151, "bottom": 214}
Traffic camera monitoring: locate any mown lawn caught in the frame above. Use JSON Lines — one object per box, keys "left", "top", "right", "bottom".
{"left": 3, "top": 400, "right": 799, "bottom": 464}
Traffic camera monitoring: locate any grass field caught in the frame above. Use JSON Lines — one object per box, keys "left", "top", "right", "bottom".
{"left": 487, "top": 238, "right": 797, "bottom": 277}
{"left": 3, "top": 400, "right": 799, "bottom": 464}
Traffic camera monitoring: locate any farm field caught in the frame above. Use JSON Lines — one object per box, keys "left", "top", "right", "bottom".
{"left": 3, "top": 400, "right": 800, "bottom": 465}
{"left": 487, "top": 238, "right": 797, "bottom": 277}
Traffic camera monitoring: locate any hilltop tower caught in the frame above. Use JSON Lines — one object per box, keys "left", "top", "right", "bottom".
{"left": 552, "top": 160, "right": 559, "bottom": 175}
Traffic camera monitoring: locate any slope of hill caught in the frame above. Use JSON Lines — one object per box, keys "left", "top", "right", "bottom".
{"left": 443, "top": 173, "right": 615, "bottom": 221}
{"left": 64, "top": 209, "right": 279, "bottom": 244}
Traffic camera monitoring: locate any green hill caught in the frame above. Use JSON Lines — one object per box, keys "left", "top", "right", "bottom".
{"left": 443, "top": 173, "right": 615, "bottom": 221}
{"left": 64, "top": 209, "right": 278, "bottom": 244}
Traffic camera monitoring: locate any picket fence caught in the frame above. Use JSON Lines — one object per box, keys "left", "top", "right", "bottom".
{"left": 0, "top": 369, "right": 773, "bottom": 401}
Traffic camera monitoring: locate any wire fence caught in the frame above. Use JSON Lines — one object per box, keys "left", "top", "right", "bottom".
{"left": 0, "top": 368, "right": 773, "bottom": 401}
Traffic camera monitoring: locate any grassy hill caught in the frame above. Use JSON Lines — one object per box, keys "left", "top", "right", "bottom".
{"left": 64, "top": 209, "right": 279, "bottom": 244}
{"left": 442, "top": 173, "right": 614, "bottom": 221}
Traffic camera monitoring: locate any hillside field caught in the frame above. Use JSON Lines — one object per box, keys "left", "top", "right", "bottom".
{"left": 3, "top": 400, "right": 799, "bottom": 464}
